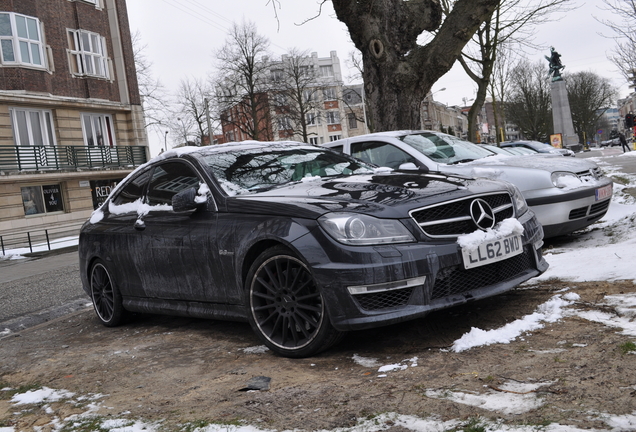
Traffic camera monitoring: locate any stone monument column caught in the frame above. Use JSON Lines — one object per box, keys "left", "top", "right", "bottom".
{"left": 551, "top": 80, "right": 579, "bottom": 149}
{"left": 545, "top": 47, "right": 581, "bottom": 151}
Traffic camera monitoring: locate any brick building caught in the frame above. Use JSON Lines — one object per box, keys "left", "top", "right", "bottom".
{"left": 220, "top": 51, "right": 369, "bottom": 145}
{"left": 0, "top": 0, "right": 147, "bottom": 251}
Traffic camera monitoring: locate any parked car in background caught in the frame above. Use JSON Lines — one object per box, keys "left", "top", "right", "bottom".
{"left": 79, "top": 141, "right": 548, "bottom": 358}
{"left": 600, "top": 138, "right": 620, "bottom": 147}
{"left": 323, "top": 131, "right": 612, "bottom": 239}
{"left": 501, "top": 140, "right": 575, "bottom": 156}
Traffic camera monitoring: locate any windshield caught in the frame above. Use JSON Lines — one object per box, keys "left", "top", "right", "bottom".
{"left": 398, "top": 132, "right": 494, "bottom": 164}
{"left": 201, "top": 145, "right": 375, "bottom": 196}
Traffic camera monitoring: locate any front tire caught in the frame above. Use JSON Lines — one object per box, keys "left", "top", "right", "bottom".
{"left": 246, "top": 246, "right": 343, "bottom": 358}
{"left": 90, "top": 259, "right": 126, "bottom": 327}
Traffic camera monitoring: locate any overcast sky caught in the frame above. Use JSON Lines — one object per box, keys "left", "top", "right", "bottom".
{"left": 125, "top": 0, "right": 629, "bottom": 153}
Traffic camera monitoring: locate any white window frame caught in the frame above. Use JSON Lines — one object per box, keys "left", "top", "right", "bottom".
{"left": 278, "top": 117, "right": 292, "bottom": 130}
{"left": 329, "top": 135, "right": 342, "bottom": 142}
{"left": 309, "top": 137, "right": 319, "bottom": 145}
{"left": 306, "top": 112, "right": 316, "bottom": 126}
{"left": 0, "top": 13, "right": 45, "bottom": 68}
{"left": 9, "top": 107, "right": 56, "bottom": 147}
{"left": 326, "top": 111, "right": 340, "bottom": 125}
{"left": 81, "top": 113, "right": 116, "bottom": 147}
{"left": 323, "top": 88, "right": 337, "bottom": 101}
{"left": 68, "top": 29, "right": 110, "bottom": 79}
{"left": 320, "top": 65, "right": 334, "bottom": 77}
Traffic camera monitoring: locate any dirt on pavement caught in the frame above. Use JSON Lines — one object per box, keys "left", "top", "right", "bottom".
{"left": 1, "top": 279, "right": 636, "bottom": 431}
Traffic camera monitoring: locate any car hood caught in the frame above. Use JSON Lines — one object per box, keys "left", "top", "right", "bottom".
{"left": 225, "top": 172, "right": 510, "bottom": 219}
{"left": 463, "top": 154, "right": 597, "bottom": 173}
{"left": 436, "top": 155, "right": 601, "bottom": 192}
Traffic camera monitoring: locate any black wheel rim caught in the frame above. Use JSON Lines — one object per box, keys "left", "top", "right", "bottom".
{"left": 91, "top": 263, "right": 115, "bottom": 322}
{"left": 250, "top": 255, "right": 324, "bottom": 350}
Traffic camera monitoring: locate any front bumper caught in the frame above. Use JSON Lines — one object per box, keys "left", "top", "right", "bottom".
{"left": 299, "top": 210, "right": 547, "bottom": 332}
{"left": 525, "top": 180, "right": 612, "bottom": 238}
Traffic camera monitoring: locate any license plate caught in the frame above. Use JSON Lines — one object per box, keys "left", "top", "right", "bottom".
{"left": 461, "top": 234, "right": 523, "bottom": 269}
{"left": 595, "top": 184, "right": 612, "bottom": 201}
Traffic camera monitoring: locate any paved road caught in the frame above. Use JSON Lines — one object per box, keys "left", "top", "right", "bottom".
{"left": 0, "top": 250, "right": 89, "bottom": 333}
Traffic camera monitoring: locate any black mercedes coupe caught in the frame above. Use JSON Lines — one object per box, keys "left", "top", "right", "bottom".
{"left": 79, "top": 141, "right": 548, "bottom": 357}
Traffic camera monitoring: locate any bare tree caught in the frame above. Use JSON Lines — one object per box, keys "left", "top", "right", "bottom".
{"left": 597, "top": 0, "right": 636, "bottom": 87}
{"left": 215, "top": 21, "right": 273, "bottom": 141}
{"left": 566, "top": 71, "right": 617, "bottom": 145}
{"left": 269, "top": 48, "right": 327, "bottom": 143}
{"left": 327, "top": 0, "right": 500, "bottom": 132}
{"left": 171, "top": 77, "right": 214, "bottom": 146}
{"left": 489, "top": 43, "right": 518, "bottom": 143}
{"left": 132, "top": 31, "right": 170, "bottom": 132}
{"left": 505, "top": 59, "right": 553, "bottom": 141}
{"left": 437, "top": 0, "right": 574, "bottom": 142}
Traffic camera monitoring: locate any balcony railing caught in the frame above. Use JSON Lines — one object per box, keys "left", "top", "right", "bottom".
{"left": 0, "top": 145, "right": 148, "bottom": 172}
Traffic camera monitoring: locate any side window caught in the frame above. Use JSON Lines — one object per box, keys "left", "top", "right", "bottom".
{"left": 146, "top": 162, "right": 201, "bottom": 206}
{"left": 351, "top": 141, "right": 416, "bottom": 169}
{"left": 111, "top": 169, "right": 152, "bottom": 205}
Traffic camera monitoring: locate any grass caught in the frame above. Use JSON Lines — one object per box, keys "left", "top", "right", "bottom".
{"left": 59, "top": 417, "right": 110, "bottom": 432}
{"left": 445, "top": 417, "right": 487, "bottom": 432}
{"left": 619, "top": 341, "right": 636, "bottom": 354}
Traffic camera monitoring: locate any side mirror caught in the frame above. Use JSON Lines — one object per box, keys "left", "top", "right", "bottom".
{"left": 172, "top": 187, "right": 199, "bottom": 212}
{"left": 397, "top": 162, "right": 429, "bottom": 174}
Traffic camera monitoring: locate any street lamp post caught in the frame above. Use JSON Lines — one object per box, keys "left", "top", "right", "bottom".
{"left": 164, "top": 130, "right": 169, "bottom": 152}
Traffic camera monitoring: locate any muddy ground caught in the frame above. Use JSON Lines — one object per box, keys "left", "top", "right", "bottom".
{"left": 1, "top": 279, "right": 635, "bottom": 431}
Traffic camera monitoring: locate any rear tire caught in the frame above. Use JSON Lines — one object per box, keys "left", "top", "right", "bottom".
{"left": 90, "top": 259, "right": 126, "bottom": 327}
{"left": 246, "top": 246, "right": 343, "bottom": 358}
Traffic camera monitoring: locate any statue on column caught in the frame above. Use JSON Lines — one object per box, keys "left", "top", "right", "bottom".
{"left": 545, "top": 47, "right": 564, "bottom": 81}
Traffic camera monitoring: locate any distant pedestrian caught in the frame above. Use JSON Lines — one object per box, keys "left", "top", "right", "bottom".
{"left": 619, "top": 133, "right": 631, "bottom": 153}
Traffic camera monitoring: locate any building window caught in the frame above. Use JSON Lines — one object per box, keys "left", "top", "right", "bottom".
{"left": 21, "top": 184, "right": 64, "bottom": 216}
{"left": 306, "top": 113, "right": 316, "bottom": 126}
{"left": 309, "top": 137, "right": 319, "bottom": 145}
{"left": 326, "top": 111, "right": 340, "bottom": 125}
{"left": 271, "top": 69, "right": 284, "bottom": 82}
{"left": 0, "top": 13, "right": 45, "bottom": 68}
{"left": 329, "top": 135, "right": 342, "bottom": 141}
{"left": 347, "top": 113, "right": 358, "bottom": 129}
{"left": 81, "top": 113, "right": 115, "bottom": 147}
{"left": 68, "top": 29, "right": 110, "bottom": 78}
{"left": 277, "top": 117, "right": 292, "bottom": 130}
{"left": 9, "top": 108, "right": 56, "bottom": 146}
{"left": 320, "top": 65, "right": 334, "bottom": 77}
{"left": 303, "top": 89, "right": 314, "bottom": 102}
{"left": 323, "top": 88, "right": 337, "bottom": 101}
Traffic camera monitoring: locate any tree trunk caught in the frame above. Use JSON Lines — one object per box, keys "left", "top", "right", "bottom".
{"left": 332, "top": 0, "right": 500, "bottom": 132}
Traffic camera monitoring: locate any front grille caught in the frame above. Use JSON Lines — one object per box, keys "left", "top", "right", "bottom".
{"left": 431, "top": 246, "right": 533, "bottom": 300}
{"left": 569, "top": 198, "right": 611, "bottom": 221}
{"left": 590, "top": 199, "right": 610, "bottom": 216}
{"left": 410, "top": 192, "right": 514, "bottom": 238}
{"left": 354, "top": 287, "right": 415, "bottom": 311}
{"left": 569, "top": 205, "right": 588, "bottom": 220}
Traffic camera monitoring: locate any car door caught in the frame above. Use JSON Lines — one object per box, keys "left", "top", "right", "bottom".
{"left": 135, "top": 160, "right": 226, "bottom": 303}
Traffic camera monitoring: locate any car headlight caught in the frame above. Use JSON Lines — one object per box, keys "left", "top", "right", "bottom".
{"left": 318, "top": 212, "right": 415, "bottom": 245}
{"left": 551, "top": 171, "right": 581, "bottom": 188}
{"left": 510, "top": 186, "right": 528, "bottom": 216}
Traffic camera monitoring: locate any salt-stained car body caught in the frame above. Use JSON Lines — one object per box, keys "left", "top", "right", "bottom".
{"left": 323, "top": 131, "right": 612, "bottom": 238}
{"left": 79, "top": 141, "right": 547, "bottom": 358}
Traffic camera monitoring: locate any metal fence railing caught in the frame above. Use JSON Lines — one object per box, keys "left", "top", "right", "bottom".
{"left": 0, "top": 227, "right": 80, "bottom": 256}
{"left": 0, "top": 145, "right": 148, "bottom": 172}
